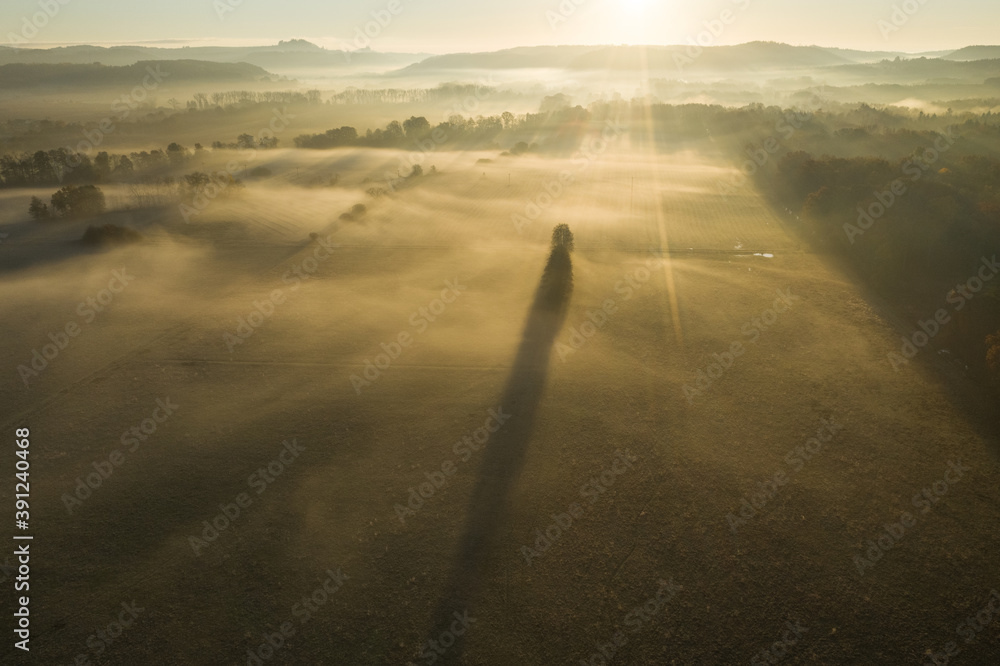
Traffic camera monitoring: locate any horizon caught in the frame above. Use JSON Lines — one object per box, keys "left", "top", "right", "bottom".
{"left": 2, "top": 38, "right": 992, "bottom": 58}
{"left": 3, "top": 0, "right": 1000, "bottom": 54}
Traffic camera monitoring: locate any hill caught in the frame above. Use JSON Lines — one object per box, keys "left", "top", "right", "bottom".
{"left": 0, "top": 41, "right": 426, "bottom": 71}
{"left": 0, "top": 60, "right": 275, "bottom": 89}
{"left": 396, "top": 43, "right": 915, "bottom": 74}
{"left": 944, "top": 45, "right": 1000, "bottom": 61}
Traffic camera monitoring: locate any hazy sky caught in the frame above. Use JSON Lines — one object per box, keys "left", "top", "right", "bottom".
{"left": 2, "top": 0, "right": 998, "bottom": 53}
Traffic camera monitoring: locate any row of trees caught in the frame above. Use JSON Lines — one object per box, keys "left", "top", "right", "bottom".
{"left": 188, "top": 90, "right": 322, "bottom": 110}
{"left": 210, "top": 134, "right": 279, "bottom": 150}
{"left": 0, "top": 135, "right": 280, "bottom": 188}
{"left": 26, "top": 166, "right": 250, "bottom": 220}
{"left": 327, "top": 84, "right": 499, "bottom": 106}
{"left": 293, "top": 107, "right": 585, "bottom": 151}
{"left": 0, "top": 145, "right": 193, "bottom": 188}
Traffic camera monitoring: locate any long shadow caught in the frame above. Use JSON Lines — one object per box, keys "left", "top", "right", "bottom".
{"left": 423, "top": 243, "right": 574, "bottom": 662}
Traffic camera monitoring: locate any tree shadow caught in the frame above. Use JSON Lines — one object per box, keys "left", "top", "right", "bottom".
{"left": 422, "top": 243, "right": 574, "bottom": 663}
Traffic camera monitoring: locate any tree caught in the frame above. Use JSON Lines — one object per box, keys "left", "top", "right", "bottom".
{"left": 403, "top": 116, "right": 430, "bottom": 138}
{"left": 551, "top": 224, "right": 574, "bottom": 252}
{"left": 113, "top": 155, "right": 134, "bottom": 178}
{"left": 410, "top": 164, "right": 423, "bottom": 177}
{"left": 237, "top": 134, "right": 256, "bottom": 150}
{"left": 50, "top": 185, "right": 106, "bottom": 218}
{"left": 511, "top": 141, "right": 530, "bottom": 155}
{"left": 383, "top": 120, "right": 404, "bottom": 144}
{"left": 95, "top": 151, "right": 111, "bottom": 180}
{"left": 28, "top": 196, "right": 50, "bottom": 220}
{"left": 184, "top": 172, "right": 212, "bottom": 190}
{"left": 31, "top": 150, "right": 56, "bottom": 184}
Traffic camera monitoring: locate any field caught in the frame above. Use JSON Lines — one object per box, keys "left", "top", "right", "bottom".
{"left": 3, "top": 146, "right": 999, "bottom": 665}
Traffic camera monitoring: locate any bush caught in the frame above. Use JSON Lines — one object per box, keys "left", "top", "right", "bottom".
{"left": 339, "top": 203, "right": 369, "bottom": 222}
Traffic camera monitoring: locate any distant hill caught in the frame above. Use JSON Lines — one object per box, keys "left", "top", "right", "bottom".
{"left": 943, "top": 46, "right": 1000, "bottom": 61}
{"left": 565, "top": 43, "right": 869, "bottom": 70}
{"left": 0, "top": 60, "right": 274, "bottom": 89}
{"left": 826, "top": 57, "right": 1000, "bottom": 84}
{"left": 0, "top": 41, "right": 426, "bottom": 71}
{"left": 396, "top": 42, "right": 919, "bottom": 74}
{"left": 4, "top": 41, "right": 999, "bottom": 81}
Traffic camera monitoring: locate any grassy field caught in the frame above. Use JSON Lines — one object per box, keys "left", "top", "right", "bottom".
{"left": 2, "top": 147, "right": 999, "bottom": 665}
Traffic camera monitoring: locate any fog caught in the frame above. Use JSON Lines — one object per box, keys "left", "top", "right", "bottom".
{"left": 3, "top": 36, "right": 1000, "bottom": 666}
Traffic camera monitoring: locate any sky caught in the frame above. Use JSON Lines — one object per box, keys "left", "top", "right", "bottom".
{"left": 2, "top": 0, "right": 998, "bottom": 54}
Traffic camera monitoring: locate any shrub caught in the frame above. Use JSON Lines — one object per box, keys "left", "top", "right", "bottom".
{"left": 339, "top": 203, "right": 369, "bottom": 222}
